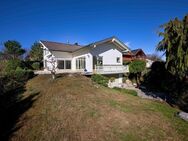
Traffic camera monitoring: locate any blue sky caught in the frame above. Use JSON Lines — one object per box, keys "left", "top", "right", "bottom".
{"left": 0, "top": 0, "right": 188, "bottom": 55}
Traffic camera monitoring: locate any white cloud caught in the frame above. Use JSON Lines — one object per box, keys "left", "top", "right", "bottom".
{"left": 124, "top": 42, "right": 131, "bottom": 47}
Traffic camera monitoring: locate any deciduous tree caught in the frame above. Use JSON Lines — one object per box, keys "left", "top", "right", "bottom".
{"left": 129, "top": 60, "right": 146, "bottom": 86}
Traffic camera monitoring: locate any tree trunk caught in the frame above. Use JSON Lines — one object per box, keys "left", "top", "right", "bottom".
{"left": 135, "top": 73, "right": 138, "bottom": 87}
{"left": 135, "top": 73, "right": 141, "bottom": 88}
{"left": 52, "top": 72, "right": 55, "bottom": 80}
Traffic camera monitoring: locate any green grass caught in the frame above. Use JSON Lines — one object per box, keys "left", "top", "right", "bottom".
{"left": 113, "top": 87, "right": 138, "bottom": 96}
{"left": 119, "top": 133, "right": 144, "bottom": 141}
{"left": 146, "top": 102, "right": 188, "bottom": 137}
{"left": 108, "top": 99, "right": 132, "bottom": 112}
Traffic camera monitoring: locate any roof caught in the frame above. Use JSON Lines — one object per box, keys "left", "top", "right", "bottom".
{"left": 123, "top": 48, "right": 146, "bottom": 56}
{"left": 40, "top": 40, "right": 83, "bottom": 52}
{"left": 122, "top": 51, "right": 133, "bottom": 55}
{"left": 76, "top": 36, "right": 130, "bottom": 52}
{"left": 40, "top": 36, "right": 130, "bottom": 53}
{"left": 132, "top": 49, "right": 146, "bottom": 56}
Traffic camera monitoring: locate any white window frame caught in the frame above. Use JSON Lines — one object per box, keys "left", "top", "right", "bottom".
{"left": 76, "top": 57, "right": 86, "bottom": 70}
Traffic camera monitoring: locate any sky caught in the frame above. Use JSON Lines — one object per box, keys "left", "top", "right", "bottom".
{"left": 0, "top": 0, "right": 188, "bottom": 56}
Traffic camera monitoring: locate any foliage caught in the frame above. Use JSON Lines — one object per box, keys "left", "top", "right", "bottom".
{"left": 143, "top": 61, "right": 175, "bottom": 92}
{"left": 14, "top": 67, "right": 34, "bottom": 82}
{"left": 29, "top": 42, "right": 43, "bottom": 62}
{"left": 4, "top": 59, "right": 22, "bottom": 73}
{"left": 109, "top": 77, "right": 115, "bottom": 82}
{"left": 0, "top": 40, "right": 25, "bottom": 60}
{"left": 91, "top": 74, "right": 109, "bottom": 87}
{"left": 155, "top": 14, "right": 188, "bottom": 112}
{"left": 113, "top": 87, "right": 137, "bottom": 96}
{"left": 32, "top": 62, "right": 40, "bottom": 70}
{"left": 146, "top": 53, "right": 162, "bottom": 61}
{"left": 178, "top": 86, "right": 188, "bottom": 112}
{"left": 129, "top": 60, "right": 146, "bottom": 74}
{"left": 157, "top": 15, "right": 188, "bottom": 80}
{"left": 0, "top": 52, "right": 34, "bottom": 94}
{"left": 129, "top": 60, "right": 146, "bottom": 85}
{"left": 123, "top": 60, "right": 131, "bottom": 65}
{"left": 1, "top": 68, "right": 34, "bottom": 94}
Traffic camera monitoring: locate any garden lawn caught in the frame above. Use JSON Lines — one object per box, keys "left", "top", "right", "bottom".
{"left": 9, "top": 74, "right": 188, "bottom": 141}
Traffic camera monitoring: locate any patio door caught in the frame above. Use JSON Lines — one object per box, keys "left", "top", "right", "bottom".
{"left": 93, "top": 56, "right": 103, "bottom": 68}
{"left": 76, "top": 57, "right": 86, "bottom": 69}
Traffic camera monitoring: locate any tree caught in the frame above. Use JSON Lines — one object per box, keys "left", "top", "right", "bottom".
{"left": 29, "top": 42, "right": 43, "bottom": 62}
{"left": 0, "top": 40, "right": 25, "bottom": 60}
{"left": 157, "top": 15, "right": 188, "bottom": 81}
{"left": 156, "top": 14, "right": 188, "bottom": 111}
{"left": 46, "top": 54, "right": 56, "bottom": 80}
{"left": 129, "top": 60, "right": 146, "bottom": 86}
{"left": 147, "top": 53, "right": 162, "bottom": 62}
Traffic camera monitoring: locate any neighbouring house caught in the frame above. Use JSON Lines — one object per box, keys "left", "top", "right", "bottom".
{"left": 123, "top": 48, "right": 146, "bottom": 62}
{"left": 39, "top": 37, "right": 130, "bottom": 86}
{"left": 123, "top": 48, "right": 153, "bottom": 68}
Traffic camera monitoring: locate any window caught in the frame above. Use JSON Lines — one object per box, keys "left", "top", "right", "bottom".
{"left": 117, "top": 57, "right": 120, "bottom": 63}
{"left": 57, "top": 60, "right": 71, "bottom": 69}
{"left": 65, "top": 60, "right": 71, "bottom": 69}
{"left": 97, "top": 56, "right": 103, "bottom": 66}
{"left": 76, "top": 57, "right": 86, "bottom": 69}
{"left": 57, "top": 60, "right": 65, "bottom": 69}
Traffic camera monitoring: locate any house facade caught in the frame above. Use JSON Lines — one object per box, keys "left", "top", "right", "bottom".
{"left": 40, "top": 37, "right": 130, "bottom": 85}
{"left": 123, "top": 49, "right": 146, "bottom": 62}
{"left": 123, "top": 48, "right": 153, "bottom": 68}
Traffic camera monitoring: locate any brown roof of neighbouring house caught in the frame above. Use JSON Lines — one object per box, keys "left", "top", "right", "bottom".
{"left": 123, "top": 49, "right": 146, "bottom": 56}
{"left": 122, "top": 51, "right": 133, "bottom": 55}
{"left": 40, "top": 40, "right": 83, "bottom": 52}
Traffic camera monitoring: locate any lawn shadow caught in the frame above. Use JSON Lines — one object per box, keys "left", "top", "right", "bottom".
{"left": 0, "top": 86, "right": 40, "bottom": 141}
{"left": 139, "top": 87, "right": 175, "bottom": 106}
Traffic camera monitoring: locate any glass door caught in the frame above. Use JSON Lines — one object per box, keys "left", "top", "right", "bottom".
{"left": 76, "top": 57, "right": 86, "bottom": 69}
{"left": 57, "top": 60, "right": 71, "bottom": 69}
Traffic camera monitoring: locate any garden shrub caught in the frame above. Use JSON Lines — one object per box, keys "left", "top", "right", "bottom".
{"left": 32, "top": 62, "right": 40, "bottom": 70}
{"left": 2, "top": 60, "right": 34, "bottom": 94}
{"left": 91, "top": 74, "right": 109, "bottom": 87}
{"left": 14, "top": 67, "right": 34, "bottom": 82}
{"left": 5, "top": 59, "right": 22, "bottom": 72}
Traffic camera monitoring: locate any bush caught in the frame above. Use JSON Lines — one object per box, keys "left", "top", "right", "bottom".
{"left": 123, "top": 60, "right": 131, "bottom": 65}
{"left": 142, "top": 61, "right": 174, "bottom": 92}
{"left": 91, "top": 74, "right": 109, "bottom": 87}
{"left": 113, "top": 87, "right": 137, "bottom": 96}
{"left": 1, "top": 67, "right": 34, "bottom": 94}
{"left": 32, "top": 62, "right": 40, "bottom": 70}
{"left": 14, "top": 67, "right": 34, "bottom": 82}
{"left": 5, "top": 59, "right": 22, "bottom": 72}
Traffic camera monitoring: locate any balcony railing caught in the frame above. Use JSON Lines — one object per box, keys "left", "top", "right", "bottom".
{"left": 95, "top": 65, "right": 129, "bottom": 74}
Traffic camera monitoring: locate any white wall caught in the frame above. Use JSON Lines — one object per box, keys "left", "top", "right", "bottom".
{"left": 51, "top": 51, "right": 72, "bottom": 59}
{"left": 107, "top": 74, "right": 123, "bottom": 88}
{"left": 43, "top": 48, "right": 73, "bottom": 70}
{"left": 72, "top": 48, "right": 93, "bottom": 72}
{"left": 90, "top": 43, "right": 123, "bottom": 65}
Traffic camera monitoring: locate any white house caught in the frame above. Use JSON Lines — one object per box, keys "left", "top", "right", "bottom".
{"left": 39, "top": 37, "right": 130, "bottom": 85}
